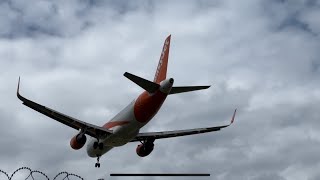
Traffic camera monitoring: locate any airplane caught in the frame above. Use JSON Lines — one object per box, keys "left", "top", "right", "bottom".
{"left": 17, "top": 35, "right": 237, "bottom": 168}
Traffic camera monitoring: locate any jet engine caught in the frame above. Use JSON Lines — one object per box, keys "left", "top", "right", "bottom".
{"left": 70, "top": 133, "right": 87, "bottom": 150}
{"left": 136, "top": 139, "right": 155, "bottom": 157}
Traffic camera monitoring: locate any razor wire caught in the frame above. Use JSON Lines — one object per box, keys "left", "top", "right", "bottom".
{"left": 0, "top": 167, "right": 84, "bottom": 180}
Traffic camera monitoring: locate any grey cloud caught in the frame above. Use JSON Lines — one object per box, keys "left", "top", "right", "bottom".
{"left": 1, "top": 0, "right": 320, "bottom": 179}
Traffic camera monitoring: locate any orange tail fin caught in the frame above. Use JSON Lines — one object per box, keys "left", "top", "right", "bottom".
{"left": 154, "top": 35, "right": 171, "bottom": 84}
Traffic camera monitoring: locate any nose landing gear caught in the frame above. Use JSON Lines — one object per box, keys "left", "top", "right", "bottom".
{"left": 95, "top": 156, "right": 101, "bottom": 168}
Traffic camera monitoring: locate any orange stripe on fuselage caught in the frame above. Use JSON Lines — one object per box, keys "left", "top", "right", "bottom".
{"left": 134, "top": 90, "right": 168, "bottom": 123}
{"left": 102, "top": 121, "right": 130, "bottom": 129}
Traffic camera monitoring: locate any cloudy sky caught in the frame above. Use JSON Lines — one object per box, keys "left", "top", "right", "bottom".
{"left": 0, "top": 0, "right": 320, "bottom": 179}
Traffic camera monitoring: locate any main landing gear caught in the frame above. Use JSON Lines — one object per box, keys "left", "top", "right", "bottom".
{"left": 95, "top": 156, "right": 101, "bottom": 168}
{"left": 93, "top": 141, "right": 104, "bottom": 150}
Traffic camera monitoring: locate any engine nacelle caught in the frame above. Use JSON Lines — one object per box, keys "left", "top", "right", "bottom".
{"left": 70, "top": 133, "right": 87, "bottom": 150}
{"left": 136, "top": 142, "right": 154, "bottom": 157}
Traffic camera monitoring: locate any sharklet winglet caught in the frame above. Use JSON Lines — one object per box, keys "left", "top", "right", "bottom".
{"left": 17, "top": 77, "right": 21, "bottom": 95}
{"left": 230, "top": 109, "right": 237, "bottom": 125}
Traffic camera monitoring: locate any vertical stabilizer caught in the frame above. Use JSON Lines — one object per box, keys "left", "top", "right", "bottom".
{"left": 154, "top": 35, "right": 171, "bottom": 84}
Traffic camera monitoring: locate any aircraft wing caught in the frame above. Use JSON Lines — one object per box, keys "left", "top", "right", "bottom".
{"left": 131, "top": 109, "right": 237, "bottom": 142}
{"left": 17, "top": 78, "right": 112, "bottom": 139}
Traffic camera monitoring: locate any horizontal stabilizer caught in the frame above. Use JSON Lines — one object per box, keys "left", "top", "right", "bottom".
{"left": 169, "top": 86, "right": 210, "bottom": 95}
{"left": 124, "top": 72, "right": 160, "bottom": 93}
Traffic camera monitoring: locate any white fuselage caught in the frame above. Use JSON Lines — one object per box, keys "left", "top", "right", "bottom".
{"left": 86, "top": 100, "right": 143, "bottom": 157}
{"left": 86, "top": 78, "right": 173, "bottom": 158}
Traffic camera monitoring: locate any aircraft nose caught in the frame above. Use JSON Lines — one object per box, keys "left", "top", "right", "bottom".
{"left": 169, "top": 78, "right": 174, "bottom": 84}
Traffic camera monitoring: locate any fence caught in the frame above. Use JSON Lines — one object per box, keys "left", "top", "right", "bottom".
{"left": 0, "top": 167, "right": 84, "bottom": 180}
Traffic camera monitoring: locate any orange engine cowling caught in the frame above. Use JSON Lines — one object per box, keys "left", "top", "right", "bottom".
{"left": 136, "top": 141, "right": 154, "bottom": 157}
{"left": 70, "top": 133, "right": 87, "bottom": 150}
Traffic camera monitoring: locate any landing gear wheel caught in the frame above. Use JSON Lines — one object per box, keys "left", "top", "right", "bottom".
{"left": 95, "top": 163, "right": 100, "bottom": 168}
{"left": 93, "top": 142, "right": 98, "bottom": 149}
{"left": 93, "top": 142, "right": 104, "bottom": 150}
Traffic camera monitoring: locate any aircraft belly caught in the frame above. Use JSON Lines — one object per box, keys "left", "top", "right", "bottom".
{"left": 103, "top": 123, "right": 139, "bottom": 146}
{"left": 87, "top": 100, "right": 142, "bottom": 158}
{"left": 103, "top": 99, "right": 142, "bottom": 146}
